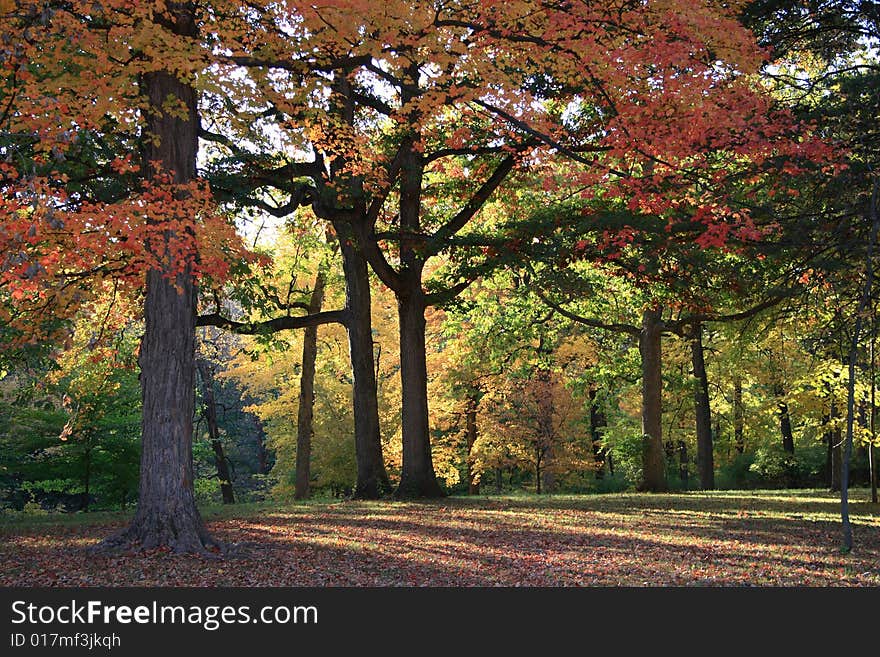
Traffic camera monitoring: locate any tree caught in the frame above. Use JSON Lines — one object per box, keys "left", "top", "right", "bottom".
{"left": 1, "top": 2, "right": 256, "bottom": 552}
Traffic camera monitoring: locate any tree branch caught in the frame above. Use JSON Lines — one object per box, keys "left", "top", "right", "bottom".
{"left": 196, "top": 309, "right": 348, "bottom": 334}
{"left": 425, "top": 279, "right": 474, "bottom": 307}
{"left": 428, "top": 153, "right": 518, "bottom": 254}
{"left": 535, "top": 290, "right": 640, "bottom": 335}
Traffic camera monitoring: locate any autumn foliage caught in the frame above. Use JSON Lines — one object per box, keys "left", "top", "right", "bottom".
{"left": 1, "top": 0, "right": 875, "bottom": 563}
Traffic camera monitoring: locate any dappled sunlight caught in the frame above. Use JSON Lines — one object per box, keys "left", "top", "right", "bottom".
{"left": 2, "top": 493, "right": 879, "bottom": 586}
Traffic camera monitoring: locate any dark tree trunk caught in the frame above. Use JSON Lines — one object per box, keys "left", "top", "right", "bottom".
{"left": 688, "top": 322, "right": 714, "bottom": 489}
{"left": 196, "top": 360, "right": 235, "bottom": 505}
{"left": 855, "top": 400, "right": 869, "bottom": 486}
{"left": 338, "top": 232, "right": 390, "bottom": 499}
{"left": 97, "top": 7, "right": 216, "bottom": 553}
{"left": 293, "top": 268, "right": 327, "bottom": 500}
{"left": 733, "top": 376, "right": 745, "bottom": 454}
{"left": 638, "top": 307, "right": 668, "bottom": 492}
{"left": 392, "top": 126, "right": 443, "bottom": 499}
{"left": 774, "top": 384, "right": 795, "bottom": 454}
{"left": 588, "top": 386, "right": 608, "bottom": 479}
{"left": 396, "top": 286, "right": 444, "bottom": 498}
{"left": 495, "top": 467, "right": 503, "bottom": 494}
{"left": 872, "top": 328, "right": 878, "bottom": 503}
{"left": 465, "top": 392, "right": 480, "bottom": 495}
{"left": 535, "top": 448, "right": 543, "bottom": 495}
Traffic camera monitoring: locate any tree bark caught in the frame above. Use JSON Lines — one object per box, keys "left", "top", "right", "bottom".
{"left": 394, "top": 124, "right": 443, "bottom": 499}
{"left": 337, "top": 230, "right": 391, "bottom": 499}
{"left": 831, "top": 428, "right": 842, "bottom": 492}
{"left": 638, "top": 307, "right": 668, "bottom": 492}
{"left": 196, "top": 359, "right": 235, "bottom": 504}
{"left": 396, "top": 286, "right": 444, "bottom": 498}
{"left": 688, "top": 322, "right": 715, "bottom": 489}
{"left": 293, "top": 268, "right": 327, "bottom": 500}
{"left": 774, "top": 384, "right": 795, "bottom": 454}
{"left": 96, "top": 6, "right": 216, "bottom": 553}
{"left": 465, "top": 392, "right": 480, "bottom": 495}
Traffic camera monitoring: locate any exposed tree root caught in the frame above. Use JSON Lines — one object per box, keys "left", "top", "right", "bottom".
{"left": 89, "top": 508, "right": 223, "bottom": 557}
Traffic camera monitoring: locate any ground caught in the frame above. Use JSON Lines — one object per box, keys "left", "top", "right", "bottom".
{"left": 1, "top": 490, "right": 878, "bottom": 586}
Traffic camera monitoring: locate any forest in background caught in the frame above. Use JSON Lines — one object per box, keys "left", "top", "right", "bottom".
{"left": 0, "top": 0, "right": 878, "bottom": 555}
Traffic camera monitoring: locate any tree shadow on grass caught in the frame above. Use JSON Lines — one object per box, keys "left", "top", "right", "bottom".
{"left": 2, "top": 495, "right": 879, "bottom": 587}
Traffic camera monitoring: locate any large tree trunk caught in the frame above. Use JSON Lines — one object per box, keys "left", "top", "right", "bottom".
{"left": 394, "top": 125, "right": 443, "bottom": 499}
{"left": 638, "top": 307, "right": 668, "bottom": 492}
{"left": 396, "top": 286, "right": 444, "bottom": 498}
{"left": 465, "top": 392, "right": 480, "bottom": 495}
{"left": 196, "top": 360, "right": 235, "bottom": 504}
{"left": 688, "top": 322, "right": 714, "bottom": 489}
{"left": 338, "top": 233, "right": 390, "bottom": 499}
{"left": 97, "top": 7, "right": 216, "bottom": 553}
{"left": 293, "top": 268, "right": 327, "bottom": 500}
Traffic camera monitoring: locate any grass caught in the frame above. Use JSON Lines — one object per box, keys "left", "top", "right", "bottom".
{"left": 1, "top": 489, "right": 878, "bottom": 587}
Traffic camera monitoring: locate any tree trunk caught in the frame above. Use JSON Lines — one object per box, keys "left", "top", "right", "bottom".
{"left": 541, "top": 446, "right": 556, "bottom": 494}
{"left": 872, "top": 319, "right": 878, "bottom": 503}
{"left": 96, "top": 7, "right": 216, "bottom": 553}
{"left": 395, "top": 287, "right": 444, "bottom": 498}
{"left": 338, "top": 233, "right": 390, "bottom": 499}
{"left": 465, "top": 392, "right": 480, "bottom": 495}
{"left": 392, "top": 122, "right": 443, "bottom": 499}
{"left": 774, "top": 384, "right": 795, "bottom": 454}
{"left": 733, "top": 376, "right": 745, "bottom": 454}
{"left": 688, "top": 322, "right": 714, "bottom": 489}
{"left": 293, "top": 268, "right": 327, "bottom": 500}
{"left": 638, "top": 307, "right": 668, "bottom": 492}
{"left": 535, "top": 447, "right": 543, "bottom": 495}
{"left": 855, "top": 400, "right": 869, "bottom": 486}
{"left": 831, "top": 428, "right": 842, "bottom": 492}
{"left": 495, "top": 467, "right": 503, "bottom": 494}
{"left": 196, "top": 360, "right": 235, "bottom": 504}
{"left": 822, "top": 412, "right": 833, "bottom": 488}
{"left": 589, "top": 386, "right": 608, "bottom": 479}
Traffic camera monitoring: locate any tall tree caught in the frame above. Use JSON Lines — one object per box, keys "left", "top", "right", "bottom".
{"left": 1, "top": 2, "right": 257, "bottom": 551}
{"left": 294, "top": 266, "right": 327, "bottom": 500}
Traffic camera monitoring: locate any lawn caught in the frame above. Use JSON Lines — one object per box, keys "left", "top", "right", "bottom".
{"left": 2, "top": 490, "right": 879, "bottom": 587}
